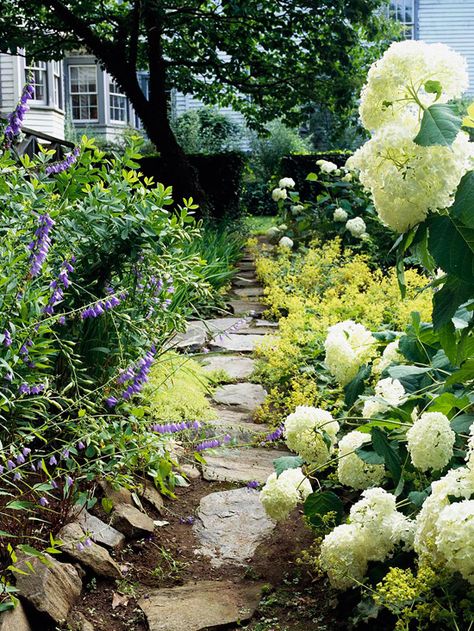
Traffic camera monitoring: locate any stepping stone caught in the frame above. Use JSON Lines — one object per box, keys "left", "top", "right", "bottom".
{"left": 139, "top": 580, "right": 263, "bottom": 631}
{"left": 74, "top": 508, "right": 125, "bottom": 550}
{"left": 200, "top": 354, "right": 255, "bottom": 380}
{"left": 59, "top": 522, "right": 122, "bottom": 579}
{"left": 228, "top": 300, "right": 265, "bottom": 316}
{"left": 203, "top": 317, "right": 251, "bottom": 334}
{"left": 236, "top": 262, "right": 256, "bottom": 272}
{"left": 206, "top": 414, "right": 265, "bottom": 441}
{"left": 194, "top": 488, "right": 275, "bottom": 567}
{"left": 15, "top": 553, "right": 82, "bottom": 624}
{"left": 230, "top": 326, "right": 277, "bottom": 336}
{"left": 202, "top": 447, "right": 290, "bottom": 484}
{"left": 255, "top": 319, "right": 279, "bottom": 328}
{"left": 233, "top": 277, "right": 256, "bottom": 287}
{"left": 213, "top": 383, "right": 267, "bottom": 412}
{"left": 168, "top": 322, "right": 207, "bottom": 352}
{"left": 209, "top": 333, "right": 270, "bottom": 353}
{"left": 235, "top": 269, "right": 257, "bottom": 279}
{"left": 233, "top": 286, "right": 264, "bottom": 298}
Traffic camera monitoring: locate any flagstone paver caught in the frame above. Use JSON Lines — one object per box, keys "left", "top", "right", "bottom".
{"left": 200, "top": 354, "right": 256, "bottom": 380}
{"left": 213, "top": 382, "right": 267, "bottom": 411}
{"left": 228, "top": 300, "right": 266, "bottom": 316}
{"left": 209, "top": 332, "right": 273, "bottom": 352}
{"left": 193, "top": 488, "right": 275, "bottom": 566}
{"left": 202, "top": 447, "right": 290, "bottom": 484}
{"left": 233, "top": 286, "right": 264, "bottom": 298}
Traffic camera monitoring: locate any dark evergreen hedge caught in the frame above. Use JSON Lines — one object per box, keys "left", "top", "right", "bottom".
{"left": 139, "top": 151, "right": 246, "bottom": 219}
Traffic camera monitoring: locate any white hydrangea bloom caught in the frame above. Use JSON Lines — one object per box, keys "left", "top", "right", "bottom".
{"left": 342, "top": 172, "right": 353, "bottom": 182}
{"left": 291, "top": 204, "right": 304, "bottom": 214}
{"left": 387, "top": 512, "right": 416, "bottom": 551}
{"left": 361, "top": 377, "right": 406, "bottom": 418}
{"left": 349, "top": 487, "right": 397, "bottom": 561}
{"left": 272, "top": 187, "right": 287, "bottom": 201}
{"left": 284, "top": 406, "right": 339, "bottom": 466}
{"left": 324, "top": 320, "right": 376, "bottom": 386}
{"left": 414, "top": 466, "right": 474, "bottom": 562}
{"left": 320, "top": 523, "right": 368, "bottom": 590}
{"left": 337, "top": 431, "right": 385, "bottom": 490}
{"left": 359, "top": 40, "right": 468, "bottom": 131}
{"left": 278, "top": 236, "right": 294, "bottom": 249}
{"left": 435, "top": 500, "right": 474, "bottom": 584}
{"left": 316, "top": 159, "right": 339, "bottom": 174}
{"left": 407, "top": 412, "right": 455, "bottom": 472}
{"left": 278, "top": 177, "right": 295, "bottom": 189}
{"left": 347, "top": 126, "right": 474, "bottom": 233}
{"left": 345, "top": 217, "right": 366, "bottom": 237}
{"left": 374, "top": 340, "right": 401, "bottom": 374}
{"left": 333, "top": 207, "right": 348, "bottom": 222}
{"left": 260, "top": 467, "right": 311, "bottom": 522}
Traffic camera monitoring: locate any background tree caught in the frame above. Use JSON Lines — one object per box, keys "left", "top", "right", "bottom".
{"left": 0, "top": 0, "right": 391, "bottom": 205}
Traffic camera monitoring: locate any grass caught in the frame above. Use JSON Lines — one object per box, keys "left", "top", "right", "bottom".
{"left": 244, "top": 215, "right": 277, "bottom": 235}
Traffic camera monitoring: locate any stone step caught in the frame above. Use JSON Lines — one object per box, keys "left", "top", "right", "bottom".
{"left": 193, "top": 488, "right": 275, "bottom": 567}
{"left": 139, "top": 580, "right": 263, "bottom": 631}
{"left": 209, "top": 332, "right": 273, "bottom": 353}
{"left": 200, "top": 354, "right": 256, "bottom": 380}
{"left": 233, "top": 277, "right": 257, "bottom": 287}
{"left": 228, "top": 300, "right": 266, "bottom": 316}
{"left": 235, "top": 269, "right": 257, "bottom": 279}
{"left": 213, "top": 382, "right": 267, "bottom": 412}
{"left": 236, "top": 262, "right": 256, "bottom": 272}
{"left": 202, "top": 447, "right": 290, "bottom": 484}
{"left": 206, "top": 416, "right": 266, "bottom": 442}
{"left": 255, "top": 319, "right": 279, "bottom": 328}
{"left": 233, "top": 286, "right": 264, "bottom": 298}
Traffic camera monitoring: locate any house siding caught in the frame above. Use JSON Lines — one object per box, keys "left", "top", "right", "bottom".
{"left": 416, "top": 0, "right": 474, "bottom": 94}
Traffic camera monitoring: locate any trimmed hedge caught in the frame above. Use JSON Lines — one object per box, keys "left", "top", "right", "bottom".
{"left": 280, "top": 150, "right": 352, "bottom": 201}
{"left": 139, "top": 151, "right": 246, "bottom": 219}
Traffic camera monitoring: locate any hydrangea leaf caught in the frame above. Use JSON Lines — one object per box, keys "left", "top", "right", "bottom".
{"left": 424, "top": 80, "right": 442, "bottom": 101}
{"left": 355, "top": 443, "right": 385, "bottom": 464}
{"left": 408, "top": 488, "right": 431, "bottom": 508}
{"left": 414, "top": 103, "right": 462, "bottom": 147}
{"left": 344, "top": 364, "right": 371, "bottom": 407}
{"left": 303, "top": 491, "right": 344, "bottom": 528}
{"left": 450, "top": 171, "right": 474, "bottom": 228}
{"left": 371, "top": 428, "right": 402, "bottom": 485}
{"left": 432, "top": 277, "right": 474, "bottom": 330}
{"left": 273, "top": 455, "right": 304, "bottom": 477}
{"left": 446, "top": 359, "right": 474, "bottom": 386}
{"left": 450, "top": 413, "right": 474, "bottom": 433}
{"left": 428, "top": 215, "right": 474, "bottom": 283}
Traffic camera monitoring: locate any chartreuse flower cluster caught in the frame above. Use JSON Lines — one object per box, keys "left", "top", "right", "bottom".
{"left": 347, "top": 40, "right": 474, "bottom": 232}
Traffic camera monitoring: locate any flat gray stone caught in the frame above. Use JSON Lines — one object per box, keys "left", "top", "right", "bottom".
{"left": 233, "top": 286, "right": 264, "bottom": 298}
{"left": 180, "top": 464, "right": 201, "bottom": 479}
{"left": 15, "top": 553, "right": 82, "bottom": 624}
{"left": 139, "top": 480, "right": 165, "bottom": 514}
{"left": 111, "top": 503, "right": 155, "bottom": 538}
{"left": 74, "top": 508, "right": 125, "bottom": 550}
{"left": 202, "top": 447, "right": 290, "bottom": 484}
{"left": 213, "top": 383, "right": 267, "bottom": 412}
{"left": 100, "top": 480, "right": 133, "bottom": 506}
{"left": 255, "top": 319, "right": 279, "bottom": 328}
{"left": 233, "top": 277, "right": 256, "bottom": 287}
{"left": 169, "top": 322, "right": 207, "bottom": 351}
{"left": 200, "top": 354, "right": 255, "bottom": 380}
{"left": 0, "top": 602, "right": 32, "bottom": 631}
{"left": 206, "top": 413, "right": 266, "bottom": 441}
{"left": 209, "top": 333, "right": 270, "bottom": 353}
{"left": 59, "top": 522, "right": 122, "bottom": 579}
{"left": 139, "top": 580, "right": 262, "bottom": 631}
{"left": 228, "top": 300, "right": 265, "bottom": 316}
{"left": 194, "top": 488, "right": 275, "bottom": 567}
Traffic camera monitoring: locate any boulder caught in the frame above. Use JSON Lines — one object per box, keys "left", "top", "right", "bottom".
{"left": 100, "top": 480, "right": 133, "bottom": 506}
{"left": 15, "top": 553, "right": 82, "bottom": 624}
{"left": 139, "top": 580, "right": 262, "bottom": 631}
{"left": 74, "top": 508, "right": 125, "bottom": 550}
{"left": 139, "top": 480, "right": 164, "bottom": 514}
{"left": 111, "top": 503, "right": 154, "bottom": 538}
{"left": 59, "top": 522, "right": 122, "bottom": 579}
{"left": 0, "top": 602, "right": 32, "bottom": 631}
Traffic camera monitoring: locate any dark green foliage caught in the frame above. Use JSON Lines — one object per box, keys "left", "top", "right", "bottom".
{"left": 171, "top": 108, "right": 244, "bottom": 155}
{"left": 280, "top": 151, "right": 352, "bottom": 200}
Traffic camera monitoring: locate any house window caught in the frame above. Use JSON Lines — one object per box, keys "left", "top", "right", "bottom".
{"left": 386, "top": 1, "right": 415, "bottom": 39}
{"left": 109, "top": 81, "right": 127, "bottom": 122}
{"left": 69, "top": 65, "right": 98, "bottom": 121}
{"left": 25, "top": 60, "right": 48, "bottom": 104}
{"left": 52, "top": 61, "right": 63, "bottom": 109}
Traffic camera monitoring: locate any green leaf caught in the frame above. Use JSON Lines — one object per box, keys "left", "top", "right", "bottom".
{"left": 424, "top": 80, "right": 442, "bottom": 100}
{"left": 408, "top": 488, "right": 431, "bottom": 508}
{"left": 371, "top": 428, "right": 402, "bottom": 484}
{"left": 414, "top": 103, "right": 462, "bottom": 146}
{"left": 101, "top": 497, "right": 114, "bottom": 514}
{"left": 306, "top": 172, "right": 318, "bottom": 182}
{"left": 273, "top": 455, "right": 304, "bottom": 477}
{"left": 344, "top": 364, "right": 371, "bottom": 407}
{"left": 446, "top": 359, "right": 474, "bottom": 386}
{"left": 450, "top": 171, "right": 474, "bottom": 228}
{"left": 432, "top": 278, "right": 474, "bottom": 330}
{"left": 303, "top": 491, "right": 344, "bottom": 528}
{"left": 450, "top": 413, "right": 474, "bottom": 433}
{"left": 428, "top": 215, "right": 474, "bottom": 283}
{"left": 428, "top": 393, "right": 469, "bottom": 416}
{"left": 355, "top": 444, "right": 385, "bottom": 465}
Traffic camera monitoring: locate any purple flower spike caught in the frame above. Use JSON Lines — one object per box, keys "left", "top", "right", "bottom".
{"left": 7, "top": 459, "right": 15, "bottom": 470}
{"left": 65, "top": 475, "right": 73, "bottom": 488}
{"left": 29, "top": 213, "right": 55, "bottom": 277}
{"left": 45, "top": 146, "right": 81, "bottom": 176}
{"left": 2, "top": 329, "right": 12, "bottom": 347}
{"left": 16, "top": 453, "right": 25, "bottom": 465}
{"left": 4, "top": 79, "right": 34, "bottom": 145}
{"left": 13, "top": 472, "right": 21, "bottom": 481}
{"left": 39, "top": 497, "right": 49, "bottom": 507}
{"left": 247, "top": 480, "right": 259, "bottom": 490}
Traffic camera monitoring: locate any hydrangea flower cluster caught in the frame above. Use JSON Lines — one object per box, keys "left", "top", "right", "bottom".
{"left": 284, "top": 405, "right": 339, "bottom": 466}
{"left": 278, "top": 236, "right": 294, "bottom": 249}
{"left": 406, "top": 412, "right": 455, "bottom": 472}
{"left": 260, "top": 467, "right": 312, "bottom": 522}
{"left": 320, "top": 488, "right": 415, "bottom": 589}
{"left": 347, "top": 41, "right": 474, "bottom": 233}
{"left": 337, "top": 430, "right": 385, "bottom": 490}
{"left": 324, "top": 320, "right": 376, "bottom": 386}
{"left": 278, "top": 177, "right": 295, "bottom": 189}
{"left": 373, "top": 339, "right": 401, "bottom": 374}
{"left": 45, "top": 147, "right": 80, "bottom": 176}
{"left": 333, "top": 207, "right": 348, "bottom": 222}
{"left": 28, "top": 213, "right": 55, "bottom": 276}
{"left": 316, "top": 159, "right": 339, "bottom": 175}
{"left": 362, "top": 377, "right": 406, "bottom": 418}
{"left": 271, "top": 187, "right": 287, "bottom": 202}
{"left": 345, "top": 217, "right": 367, "bottom": 238}
{"left": 4, "top": 81, "right": 34, "bottom": 145}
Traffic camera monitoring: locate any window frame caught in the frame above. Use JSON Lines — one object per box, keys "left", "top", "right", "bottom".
{"left": 69, "top": 64, "right": 99, "bottom": 123}
{"left": 25, "top": 60, "right": 48, "bottom": 105}
{"left": 109, "top": 79, "right": 128, "bottom": 123}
